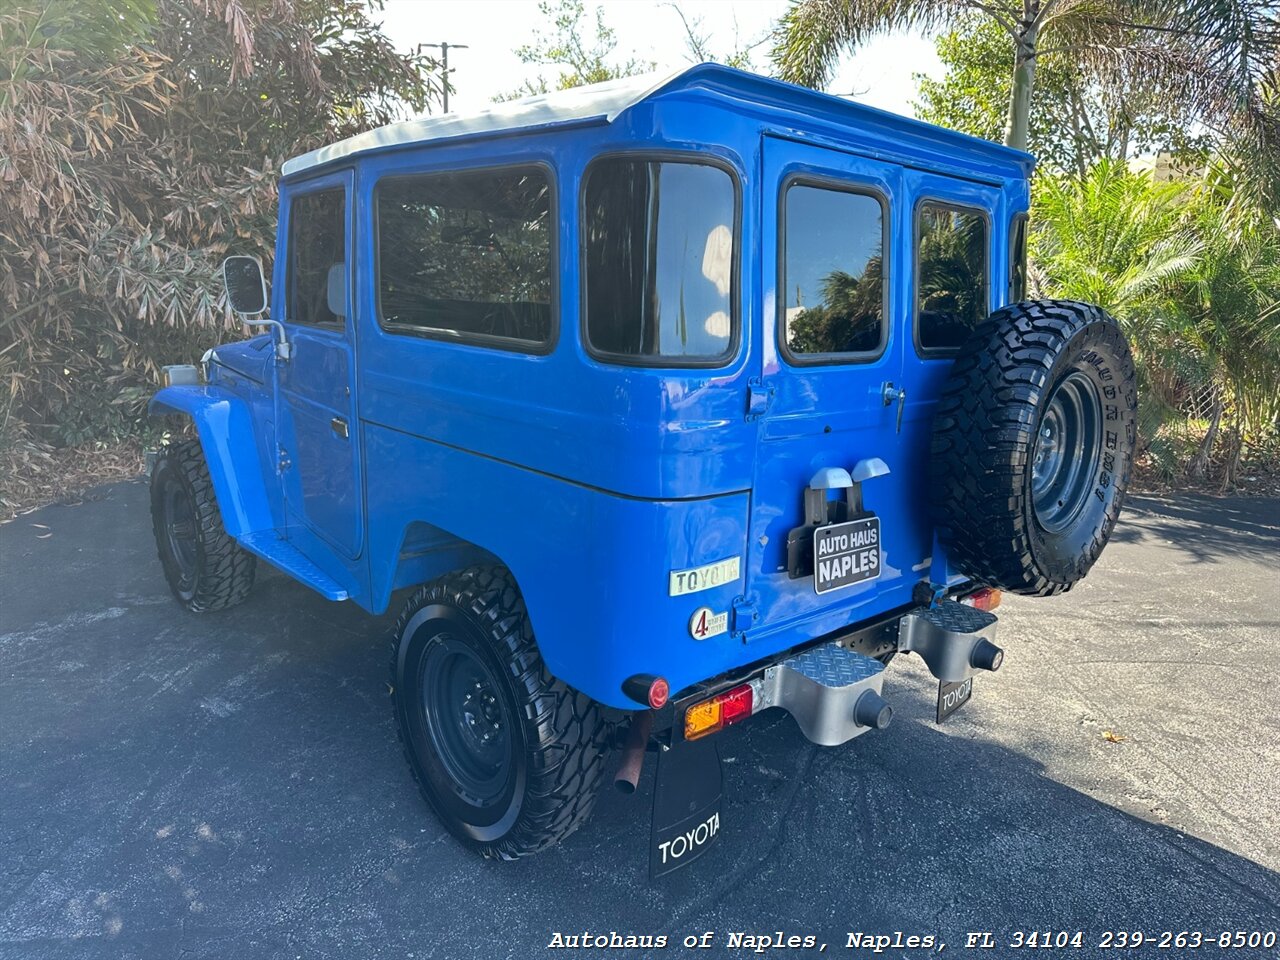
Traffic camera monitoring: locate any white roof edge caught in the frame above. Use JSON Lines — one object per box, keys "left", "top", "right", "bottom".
{"left": 281, "top": 68, "right": 686, "bottom": 177}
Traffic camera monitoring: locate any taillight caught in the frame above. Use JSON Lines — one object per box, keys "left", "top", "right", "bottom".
{"left": 684, "top": 683, "right": 754, "bottom": 740}
{"left": 719, "top": 685, "right": 753, "bottom": 724}
{"left": 964, "top": 587, "right": 1002, "bottom": 611}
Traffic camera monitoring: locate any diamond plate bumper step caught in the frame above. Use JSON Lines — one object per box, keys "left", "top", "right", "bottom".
{"left": 898, "top": 600, "right": 1004, "bottom": 683}
{"left": 758, "top": 642, "right": 890, "bottom": 747}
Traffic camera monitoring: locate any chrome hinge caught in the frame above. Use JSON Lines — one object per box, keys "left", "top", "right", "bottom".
{"left": 746, "top": 378, "right": 774, "bottom": 422}
{"left": 731, "top": 595, "right": 759, "bottom": 637}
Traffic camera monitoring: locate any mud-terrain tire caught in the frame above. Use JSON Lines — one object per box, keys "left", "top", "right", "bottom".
{"left": 930, "top": 299, "right": 1137, "bottom": 596}
{"left": 390, "top": 566, "right": 610, "bottom": 859}
{"left": 150, "top": 440, "right": 257, "bottom": 612}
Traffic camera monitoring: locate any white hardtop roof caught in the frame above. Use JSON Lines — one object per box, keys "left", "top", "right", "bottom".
{"left": 281, "top": 69, "right": 684, "bottom": 177}
{"left": 281, "top": 64, "right": 1034, "bottom": 180}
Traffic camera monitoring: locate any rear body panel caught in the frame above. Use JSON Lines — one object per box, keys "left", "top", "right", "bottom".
{"left": 743, "top": 138, "right": 1008, "bottom": 642}
{"left": 174, "top": 66, "right": 1031, "bottom": 709}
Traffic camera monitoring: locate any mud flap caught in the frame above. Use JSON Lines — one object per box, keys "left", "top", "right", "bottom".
{"left": 650, "top": 736, "right": 722, "bottom": 879}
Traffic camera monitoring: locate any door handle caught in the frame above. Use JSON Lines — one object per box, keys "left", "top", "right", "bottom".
{"left": 881, "top": 382, "right": 906, "bottom": 434}
{"left": 330, "top": 417, "right": 349, "bottom": 439}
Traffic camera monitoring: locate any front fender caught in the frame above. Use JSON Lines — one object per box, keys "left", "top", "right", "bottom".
{"left": 150, "top": 385, "right": 273, "bottom": 538}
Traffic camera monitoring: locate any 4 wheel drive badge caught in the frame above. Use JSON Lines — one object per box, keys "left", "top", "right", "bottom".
{"left": 689, "top": 606, "right": 728, "bottom": 640}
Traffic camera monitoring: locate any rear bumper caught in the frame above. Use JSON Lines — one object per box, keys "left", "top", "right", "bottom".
{"left": 659, "top": 598, "right": 1003, "bottom": 748}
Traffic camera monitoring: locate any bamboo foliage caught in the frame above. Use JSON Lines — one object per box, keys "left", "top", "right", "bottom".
{"left": 0, "top": 0, "right": 441, "bottom": 448}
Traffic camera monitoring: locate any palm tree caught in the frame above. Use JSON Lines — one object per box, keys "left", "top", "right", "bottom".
{"left": 1032, "top": 161, "right": 1204, "bottom": 458}
{"left": 1033, "top": 159, "right": 1280, "bottom": 484}
{"left": 770, "top": 0, "right": 1278, "bottom": 192}
{"left": 1174, "top": 181, "right": 1280, "bottom": 483}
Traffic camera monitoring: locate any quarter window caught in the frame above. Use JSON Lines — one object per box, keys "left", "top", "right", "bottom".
{"left": 1009, "top": 211, "right": 1029, "bottom": 303}
{"left": 377, "top": 167, "right": 553, "bottom": 347}
{"left": 583, "top": 159, "right": 736, "bottom": 363}
{"left": 287, "top": 188, "right": 346, "bottom": 326}
{"left": 782, "top": 183, "right": 886, "bottom": 359}
{"left": 916, "top": 202, "right": 990, "bottom": 352}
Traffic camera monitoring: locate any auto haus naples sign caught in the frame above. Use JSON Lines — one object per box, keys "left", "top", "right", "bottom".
{"left": 813, "top": 516, "right": 881, "bottom": 594}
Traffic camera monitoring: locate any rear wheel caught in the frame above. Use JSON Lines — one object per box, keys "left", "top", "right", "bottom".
{"left": 150, "top": 440, "right": 256, "bottom": 612}
{"left": 390, "top": 566, "right": 609, "bottom": 859}
{"left": 930, "top": 299, "right": 1138, "bottom": 596}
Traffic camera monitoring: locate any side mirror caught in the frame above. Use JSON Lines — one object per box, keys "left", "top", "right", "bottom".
{"left": 222, "top": 256, "right": 268, "bottom": 315}
{"left": 222, "top": 255, "right": 290, "bottom": 362}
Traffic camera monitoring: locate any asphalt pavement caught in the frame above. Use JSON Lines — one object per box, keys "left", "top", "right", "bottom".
{"left": 1, "top": 483, "right": 1278, "bottom": 959}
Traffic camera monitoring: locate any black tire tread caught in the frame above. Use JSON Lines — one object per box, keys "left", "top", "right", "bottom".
{"left": 390, "top": 565, "right": 610, "bottom": 860}
{"left": 929, "top": 299, "right": 1137, "bottom": 597}
{"left": 151, "top": 440, "right": 257, "bottom": 612}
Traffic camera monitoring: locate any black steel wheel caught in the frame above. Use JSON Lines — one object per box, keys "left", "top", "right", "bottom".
{"left": 930, "top": 300, "right": 1138, "bottom": 596}
{"left": 1030, "top": 371, "right": 1103, "bottom": 534}
{"left": 390, "top": 566, "right": 610, "bottom": 859}
{"left": 150, "top": 440, "right": 256, "bottom": 612}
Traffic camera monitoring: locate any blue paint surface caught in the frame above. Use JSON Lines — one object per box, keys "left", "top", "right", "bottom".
{"left": 152, "top": 65, "right": 1032, "bottom": 709}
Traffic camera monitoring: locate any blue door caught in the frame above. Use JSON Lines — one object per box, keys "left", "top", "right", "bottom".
{"left": 746, "top": 136, "right": 987, "bottom": 638}
{"left": 275, "top": 170, "right": 364, "bottom": 561}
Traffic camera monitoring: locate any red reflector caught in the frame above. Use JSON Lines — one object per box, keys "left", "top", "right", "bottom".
{"left": 648, "top": 677, "right": 670, "bottom": 710}
{"left": 719, "top": 684, "right": 753, "bottom": 725}
{"left": 967, "top": 588, "right": 1003, "bottom": 612}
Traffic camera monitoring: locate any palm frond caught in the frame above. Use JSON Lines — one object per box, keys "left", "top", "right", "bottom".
{"left": 770, "top": 0, "right": 981, "bottom": 88}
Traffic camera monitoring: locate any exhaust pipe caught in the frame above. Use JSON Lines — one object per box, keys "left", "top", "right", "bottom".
{"left": 614, "top": 710, "right": 653, "bottom": 794}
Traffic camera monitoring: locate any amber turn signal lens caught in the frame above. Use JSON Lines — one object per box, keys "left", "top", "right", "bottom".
{"left": 683, "top": 683, "right": 754, "bottom": 740}
{"left": 684, "top": 699, "right": 721, "bottom": 740}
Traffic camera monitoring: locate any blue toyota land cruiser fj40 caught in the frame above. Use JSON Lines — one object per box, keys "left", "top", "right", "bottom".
{"left": 150, "top": 65, "right": 1137, "bottom": 875}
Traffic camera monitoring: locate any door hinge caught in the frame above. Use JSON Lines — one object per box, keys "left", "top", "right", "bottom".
{"left": 277, "top": 446, "right": 292, "bottom": 473}
{"left": 731, "top": 595, "right": 759, "bottom": 637}
{"left": 746, "top": 378, "right": 774, "bottom": 422}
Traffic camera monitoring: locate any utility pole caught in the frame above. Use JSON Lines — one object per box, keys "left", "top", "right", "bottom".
{"left": 422, "top": 42, "right": 469, "bottom": 113}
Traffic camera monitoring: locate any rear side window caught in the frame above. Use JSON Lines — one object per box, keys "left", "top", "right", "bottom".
{"left": 1009, "top": 211, "right": 1029, "bottom": 303}
{"left": 377, "top": 166, "right": 553, "bottom": 348}
{"left": 915, "top": 201, "right": 990, "bottom": 352}
{"left": 781, "top": 182, "right": 886, "bottom": 360}
{"left": 288, "top": 188, "right": 346, "bottom": 326}
{"left": 582, "top": 158, "right": 737, "bottom": 364}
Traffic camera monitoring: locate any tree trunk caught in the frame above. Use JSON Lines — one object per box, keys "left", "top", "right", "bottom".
{"left": 1188, "top": 394, "right": 1223, "bottom": 481}
{"left": 1220, "top": 419, "right": 1243, "bottom": 492}
{"left": 1004, "top": 12, "right": 1039, "bottom": 151}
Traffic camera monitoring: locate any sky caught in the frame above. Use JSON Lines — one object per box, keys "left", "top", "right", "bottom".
{"left": 378, "top": 0, "right": 945, "bottom": 119}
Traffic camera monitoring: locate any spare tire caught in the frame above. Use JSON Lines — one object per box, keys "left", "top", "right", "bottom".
{"left": 930, "top": 299, "right": 1137, "bottom": 596}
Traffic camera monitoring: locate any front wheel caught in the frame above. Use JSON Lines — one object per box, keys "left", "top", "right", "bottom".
{"left": 150, "top": 440, "right": 256, "bottom": 612}
{"left": 390, "top": 566, "right": 609, "bottom": 859}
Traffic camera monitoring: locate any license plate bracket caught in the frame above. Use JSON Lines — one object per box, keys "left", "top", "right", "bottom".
{"left": 812, "top": 516, "right": 881, "bottom": 595}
